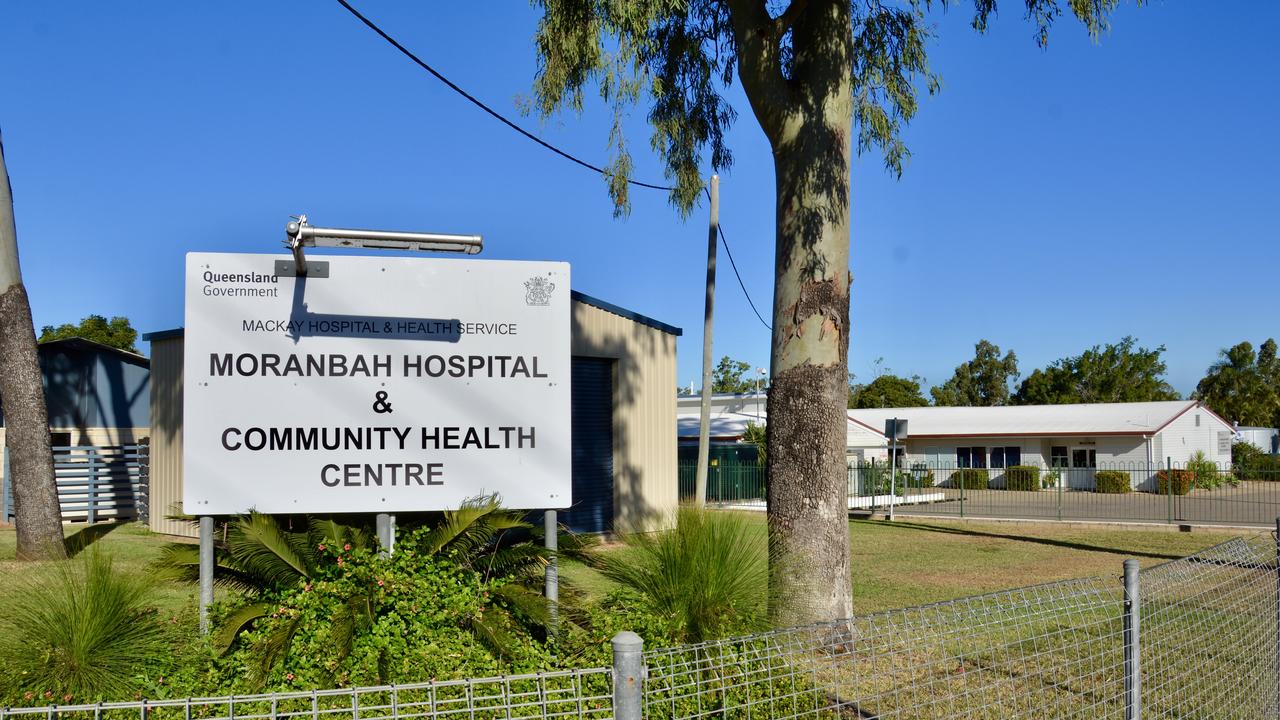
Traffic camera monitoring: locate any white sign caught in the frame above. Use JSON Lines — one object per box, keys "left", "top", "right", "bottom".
{"left": 182, "top": 252, "right": 571, "bottom": 514}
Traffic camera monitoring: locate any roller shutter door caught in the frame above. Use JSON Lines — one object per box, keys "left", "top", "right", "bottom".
{"left": 564, "top": 357, "right": 614, "bottom": 533}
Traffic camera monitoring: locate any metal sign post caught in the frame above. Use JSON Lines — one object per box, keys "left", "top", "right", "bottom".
{"left": 198, "top": 515, "right": 213, "bottom": 634}
{"left": 884, "top": 418, "right": 908, "bottom": 522}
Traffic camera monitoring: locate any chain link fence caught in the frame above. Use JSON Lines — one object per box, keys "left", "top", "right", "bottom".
{"left": 3, "top": 532, "right": 1276, "bottom": 719}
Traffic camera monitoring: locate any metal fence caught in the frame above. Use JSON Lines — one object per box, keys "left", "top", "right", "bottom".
{"left": 1, "top": 531, "right": 1276, "bottom": 719}
{"left": 678, "top": 459, "right": 1280, "bottom": 527}
{"left": 2, "top": 443, "right": 149, "bottom": 524}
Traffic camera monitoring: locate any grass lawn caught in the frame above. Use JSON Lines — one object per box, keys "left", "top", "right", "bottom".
{"left": 0, "top": 521, "right": 197, "bottom": 618}
{"left": 562, "top": 515, "right": 1245, "bottom": 614}
{"left": 0, "top": 516, "right": 1248, "bottom": 620}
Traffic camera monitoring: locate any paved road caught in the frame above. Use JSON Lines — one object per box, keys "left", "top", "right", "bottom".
{"left": 886, "top": 481, "right": 1280, "bottom": 527}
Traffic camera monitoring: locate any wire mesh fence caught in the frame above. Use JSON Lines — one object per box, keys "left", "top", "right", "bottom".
{"left": 0, "top": 669, "right": 615, "bottom": 720}
{"left": 2, "top": 533, "right": 1276, "bottom": 720}
{"left": 678, "top": 459, "right": 1280, "bottom": 527}
{"left": 642, "top": 531, "right": 1280, "bottom": 719}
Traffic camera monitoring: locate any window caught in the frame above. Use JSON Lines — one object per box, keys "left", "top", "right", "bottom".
{"left": 991, "top": 446, "right": 1022, "bottom": 468}
{"left": 1050, "top": 446, "right": 1069, "bottom": 468}
{"left": 957, "top": 447, "right": 987, "bottom": 469}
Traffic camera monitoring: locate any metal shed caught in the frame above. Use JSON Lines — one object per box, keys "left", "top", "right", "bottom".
{"left": 142, "top": 290, "right": 680, "bottom": 537}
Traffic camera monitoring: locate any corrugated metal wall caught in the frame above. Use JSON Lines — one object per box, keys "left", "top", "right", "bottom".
{"left": 147, "top": 337, "right": 192, "bottom": 537}
{"left": 146, "top": 297, "right": 679, "bottom": 538}
{"left": 571, "top": 301, "right": 678, "bottom": 533}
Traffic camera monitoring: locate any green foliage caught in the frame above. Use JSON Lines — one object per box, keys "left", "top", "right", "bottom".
{"left": 742, "top": 421, "right": 766, "bottom": 466}
{"left": 156, "top": 498, "right": 578, "bottom": 668}
{"left": 1002, "top": 466, "right": 1041, "bottom": 491}
{"left": 1014, "top": 337, "right": 1180, "bottom": 405}
{"left": 711, "top": 356, "right": 759, "bottom": 394}
{"left": 849, "top": 373, "right": 929, "bottom": 409}
{"left": 1042, "top": 470, "right": 1062, "bottom": 489}
{"left": 1233, "top": 442, "right": 1280, "bottom": 481}
{"left": 851, "top": 464, "right": 912, "bottom": 496}
{"left": 910, "top": 465, "right": 936, "bottom": 488}
{"left": 949, "top": 468, "right": 990, "bottom": 490}
{"left": 1187, "top": 451, "right": 1234, "bottom": 490}
{"left": 38, "top": 315, "right": 139, "bottom": 353}
{"left": 216, "top": 539, "right": 550, "bottom": 690}
{"left": 1194, "top": 339, "right": 1280, "bottom": 427}
{"left": 0, "top": 550, "right": 171, "bottom": 702}
{"left": 597, "top": 507, "right": 766, "bottom": 644}
{"left": 931, "top": 340, "right": 1019, "bottom": 406}
{"left": 1093, "top": 471, "right": 1131, "bottom": 494}
{"left": 1155, "top": 469, "right": 1193, "bottom": 496}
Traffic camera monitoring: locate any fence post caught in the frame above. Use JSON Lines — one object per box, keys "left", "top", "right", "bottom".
{"left": 612, "top": 631, "right": 644, "bottom": 720}
{"left": 1165, "top": 457, "right": 1173, "bottom": 524}
{"left": 1123, "top": 558, "right": 1141, "bottom": 720}
{"left": 959, "top": 463, "right": 965, "bottom": 518}
{"left": 1056, "top": 463, "right": 1063, "bottom": 521}
{"left": 86, "top": 449, "right": 97, "bottom": 524}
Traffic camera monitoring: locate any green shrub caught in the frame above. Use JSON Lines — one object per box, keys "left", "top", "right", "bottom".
{"left": 0, "top": 550, "right": 172, "bottom": 703}
{"left": 1187, "top": 451, "right": 1234, "bottom": 490}
{"left": 1155, "top": 469, "right": 1194, "bottom": 496}
{"left": 598, "top": 506, "right": 766, "bottom": 643}
{"left": 1002, "top": 466, "right": 1040, "bottom": 491}
{"left": 949, "top": 468, "right": 990, "bottom": 490}
{"left": 1042, "top": 470, "right": 1062, "bottom": 489}
{"left": 1094, "top": 471, "right": 1131, "bottom": 494}
{"left": 909, "top": 465, "right": 936, "bottom": 488}
{"left": 1233, "top": 442, "right": 1280, "bottom": 481}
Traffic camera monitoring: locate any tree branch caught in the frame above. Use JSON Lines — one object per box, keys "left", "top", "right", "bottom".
{"left": 773, "top": 0, "right": 811, "bottom": 35}
{"left": 723, "top": 0, "right": 793, "bottom": 141}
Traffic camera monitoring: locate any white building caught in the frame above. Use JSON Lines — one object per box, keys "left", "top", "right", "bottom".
{"left": 847, "top": 400, "right": 1235, "bottom": 489}
{"left": 675, "top": 393, "right": 883, "bottom": 452}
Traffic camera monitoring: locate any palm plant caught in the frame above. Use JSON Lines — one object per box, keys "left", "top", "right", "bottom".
{"left": 597, "top": 506, "right": 767, "bottom": 643}
{"left": 154, "top": 496, "right": 591, "bottom": 666}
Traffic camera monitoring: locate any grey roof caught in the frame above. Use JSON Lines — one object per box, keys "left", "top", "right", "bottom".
{"left": 847, "top": 401, "right": 1231, "bottom": 438}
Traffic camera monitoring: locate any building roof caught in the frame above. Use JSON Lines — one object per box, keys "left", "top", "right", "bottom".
{"left": 144, "top": 290, "right": 682, "bottom": 342}
{"left": 847, "top": 400, "right": 1232, "bottom": 438}
{"left": 38, "top": 336, "right": 150, "bottom": 368}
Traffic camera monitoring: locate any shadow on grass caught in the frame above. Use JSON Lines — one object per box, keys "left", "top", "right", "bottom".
{"left": 65, "top": 522, "right": 123, "bottom": 557}
{"left": 857, "top": 520, "right": 1187, "bottom": 560}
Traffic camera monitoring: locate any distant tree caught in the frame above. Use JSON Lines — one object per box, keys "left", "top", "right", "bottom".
{"left": 39, "top": 315, "right": 138, "bottom": 353}
{"left": 712, "top": 356, "right": 757, "bottom": 394}
{"left": 931, "top": 340, "right": 1019, "bottom": 406}
{"left": 850, "top": 374, "right": 928, "bottom": 409}
{"left": 1014, "top": 337, "right": 1180, "bottom": 405}
{"left": 1194, "top": 339, "right": 1280, "bottom": 427}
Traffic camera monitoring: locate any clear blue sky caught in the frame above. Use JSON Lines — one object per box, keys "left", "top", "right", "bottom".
{"left": 2, "top": 2, "right": 1276, "bottom": 396}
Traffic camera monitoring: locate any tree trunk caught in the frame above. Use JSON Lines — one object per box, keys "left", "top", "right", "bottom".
{"left": 0, "top": 134, "right": 65, "bottom": 560}
{"left": 761, "top": 0, "right": 855, "bottom": 628}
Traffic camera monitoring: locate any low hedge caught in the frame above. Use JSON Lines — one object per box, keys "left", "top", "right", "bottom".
{"left": 1155, "top": 468, "right": 1193, "bottom": 496}
{"left": 950, "top": 468, "right": 990, "bottom": 490}
{"left": 1003, "top": 466, "right": 1040, "bottom": 491}
{"left": 1094, "top": 471, "right": 1131, "bottom": 494}
{"left": 1236, "top": 453, "right": 1280, "bottom": 481}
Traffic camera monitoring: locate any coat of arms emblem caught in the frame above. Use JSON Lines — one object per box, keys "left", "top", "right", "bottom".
{"left": 524, "top": 276, "right": 555, "bottom": 306}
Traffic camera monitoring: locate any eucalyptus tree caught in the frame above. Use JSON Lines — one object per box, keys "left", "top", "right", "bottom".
{"left": 530, "top": 0, "right": 1129, "bottom": 625}
{"left": 0, "top": 134, "right": 65, "bottom": 560}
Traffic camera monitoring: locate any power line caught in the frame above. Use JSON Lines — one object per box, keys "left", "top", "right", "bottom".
{"left": 707, "top": 190, "right": 772, "bottom": 331}
{"left": 332, "top": 0, "right": 772, "bottom": 331}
